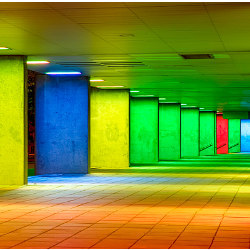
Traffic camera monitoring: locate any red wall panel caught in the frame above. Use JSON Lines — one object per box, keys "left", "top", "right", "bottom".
{"left": 216, "top": 114, "right": 228, "bottom": 154}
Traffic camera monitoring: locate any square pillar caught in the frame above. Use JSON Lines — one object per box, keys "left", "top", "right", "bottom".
{"left": 200, "top": 111, "right": 216, "bottom": 156}
{"left": 0, "top": 56, "right": 27, "bottom": 185}
{"left": 228, "top": 119, "right": 241, "bottom": 153}
{"left": 130, "top": 97, "right": 159, "bottom": 164}
{"left": 181, "top": 108, "right": 199, "bottom": 158}
{"left": 216, "top": 114, "right": 228, "bottom": 154}
{"left": 159, "top": 103, "right": 181, "bottom": 160}
{"left": 90, "top": 88, "right": 129, "bottom": 169}
{"left": 35, "top": 75, "right": 89, "bottom": 174}
{"left": 240, "top": 120, "right": 250, "bottom": 152}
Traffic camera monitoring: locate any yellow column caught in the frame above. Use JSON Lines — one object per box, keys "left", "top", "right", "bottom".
{"left": 0, "top": 56, "right": 27, "bottom": 185}
{"left": 90, "top": 88, "right": 129, "bottom": 169}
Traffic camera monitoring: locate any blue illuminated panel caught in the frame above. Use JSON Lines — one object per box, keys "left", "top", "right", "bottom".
{"left": 240, "top": 119, "right": 250, "bottom": 152}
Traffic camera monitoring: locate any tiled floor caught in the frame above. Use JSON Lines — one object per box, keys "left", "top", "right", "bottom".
{"left": 0, "top": 163, "right": 250, "bottom": 249}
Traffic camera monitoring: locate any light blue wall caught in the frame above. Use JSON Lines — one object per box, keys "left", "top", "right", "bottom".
{"left": 241, "top": 119, "right": 250, "bottom": 152}
{"left": 35, "top": 75, "right": 89, "bottom": 174}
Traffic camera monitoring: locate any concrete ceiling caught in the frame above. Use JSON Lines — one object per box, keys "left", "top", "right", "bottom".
{"left": 1, "top": 2, "right": 250, "bottom": 111}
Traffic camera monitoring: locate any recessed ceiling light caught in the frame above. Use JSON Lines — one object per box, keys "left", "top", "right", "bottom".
{"left": 181, "top": 104, "right": 187, "bottom": 106}
{"left": 96, "top": 86, "right": 124, "bottom": 88}
{"left": 27, "top": 60, "right": 50, "bottom": 64}
{"left": 46, "top": 72, "right": 81, "bottom": 75}
{"left": 90, "top": 79, "right": 104, "bottom": 82}
{"left": 130, "top": 90, "right": 140, "bottom": 93}
{"left": 135, "top": 95, "right": 154, "bottom": 97}
{"left": 0, "top": 47, "right": 10, "bottom": 50}
{"left": 160, "top": 102, "right": 178, "bottom": 104}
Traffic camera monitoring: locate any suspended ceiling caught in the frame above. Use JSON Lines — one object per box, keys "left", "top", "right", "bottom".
{"left": 1, "top": 2, "right": 250, "bottom": 111}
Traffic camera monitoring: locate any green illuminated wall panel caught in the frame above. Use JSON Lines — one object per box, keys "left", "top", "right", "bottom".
{"left": 228, "top": 119, "right": 241, "bottom": 153}
{"left": 130, "top": 98, "right": 158, "bottom": 164}
{"left": 200, "top": 111, "right": 216, "bottom": 156}
{"left": 159, "top": 103, "right": 180, "bottom": 160}
{"left": 90, "top": 88, "right": 129, "bottom": 169}
{"left": 181, "top": 108, "right": 199, "bottom": 158}
{"left": 0, "top": 56, "right": 27, "bottom": 185}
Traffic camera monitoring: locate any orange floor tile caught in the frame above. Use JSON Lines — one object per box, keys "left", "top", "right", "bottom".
{"left": 0, "top": 165, "right": 249, "bottom": 249}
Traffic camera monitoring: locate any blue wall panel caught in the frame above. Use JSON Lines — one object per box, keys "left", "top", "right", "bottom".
{"left": 241, "top": 119, "right": 250, "bottom": 152}
{"left": 36, "top": 75, "right": 89, "bottom": 174}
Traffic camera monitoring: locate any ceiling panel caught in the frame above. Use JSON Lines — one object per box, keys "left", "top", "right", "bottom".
{"left": 0, "top": 2, "right": 249, "bottom": 111}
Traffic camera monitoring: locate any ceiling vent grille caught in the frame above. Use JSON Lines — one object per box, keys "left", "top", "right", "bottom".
{"left": 180, "top": 54, "right": 214, "bottom": 59}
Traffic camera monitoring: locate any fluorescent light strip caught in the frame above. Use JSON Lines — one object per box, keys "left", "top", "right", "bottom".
{"left": 160, "top": 102, "right": 178, "bottom": 104}
{"left": 130, "top": 90, "right": 140, "bottom": 93}
{"left": 199, "top": 108, "right": 205, "bottom": 110}
{"left": 181, "top": 104, "right": 187, "bottom": 106}
{"left": 96, "top": 86, "right": 124, "bottom": 88}
{"left": 46, "top": 72, "right": 81, "bottom": 75}
{"left": 90, "top": 79, "right": 104, "bottom": 82}
{"left": 27, "top": 61, "right": 50, "bottom": 64}
{"left": 159, "top": 98, "right": 166, "bottom": 100}
{"left": 0, "top": 47, "right": 9, "bottom": 50}
{"left": 135, "top": 95, "right": 154, "bottom": 97}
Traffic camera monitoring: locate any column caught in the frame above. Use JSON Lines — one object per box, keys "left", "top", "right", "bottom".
{"left": 181, "top": 108, "right": 199, "bottom": 157}
{"left": 240, "top": 119, "right": 250, "bottom": 152}
{"left": 36, "top": 75, "right": 89, "bottom": 174}
{"left": 0, "top": 56, "right": 27, "bottom": 185}
{"left": 159, "top": 103, "right": 181, "bottom": 160}
{"left": 216, "top": 114, "right": 228, "bottom": 154}
{"left": 130, "top": 98, "right": 158, "bottom": 164}
{"left": 228, "top": 119, "right": 241, "bottom": 153}
{"left": 90, "top": 88, "right": 129, "bottom": 169}
{"left": 200, "top": 111, "right": 216, "bottom": 156}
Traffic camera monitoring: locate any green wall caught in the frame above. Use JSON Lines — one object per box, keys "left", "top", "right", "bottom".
{"left": 90, "top": 89, "right": 129, "bottom": 169}
{"left": 0, "top": 56, "right": 27, "bottom": 185}
{"left": 228, "top": 119, "right": 241, "bottom": 153}
{"left": 130, "top": 98, "right": 158, "bottom": 164}
{"left": 159, "top": 103, "right": 180, "bottom": 160}
{"left": 181, "top": 108, "right": 199, "bottom": 158}
{"left": 199, "top": 111, "right": 216, "bottom": 156}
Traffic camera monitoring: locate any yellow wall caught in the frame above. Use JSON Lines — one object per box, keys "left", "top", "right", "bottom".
{"left": 90, "top": 88, "right": 129, "bottom": 169}
{"left": 0, "top": 56, "right": 27, "bottom": 185}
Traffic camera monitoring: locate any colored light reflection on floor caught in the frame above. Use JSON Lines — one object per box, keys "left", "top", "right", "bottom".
{"left": 0, "top": 160, "right": 249, "bottom": 249}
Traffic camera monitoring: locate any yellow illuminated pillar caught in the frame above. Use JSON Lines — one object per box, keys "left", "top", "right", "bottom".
{"left": 90, "top": 88, "right": 129, "bottom": 169}
{"left": 0, "top": 56, "right": 27, "bottom": 185}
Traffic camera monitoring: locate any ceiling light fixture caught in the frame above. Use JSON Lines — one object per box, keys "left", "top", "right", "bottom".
{"left": 199, "top": 108, "right": 205, "bottom": 110}
{"left": 27, "top": 61, "right": 50, "bottom": 64}
{"left": 159, "top": 98, "right": 166, "bottom": 100}
{"left": 90, "top": 79, "right": 104, "bottom": 82}
{"left": 0, "top": 47, "right": 10, "bottom": 50}
{"left": 181, "top": 104, "right": 187, "bottom": 106}
{"left": 160, "top": 102, "right": 178, "bottom": 104}
{"left": 135, "top": 95, "right": 154, "bottom": 97}
{"left": 96, "top": 86, "right": 124, "bottom": 88}
{"left": 130, "top": 90, "right": 140, "bottom": 93}
{"left": 46, "top": 72, "right": 81, "bottom": 75}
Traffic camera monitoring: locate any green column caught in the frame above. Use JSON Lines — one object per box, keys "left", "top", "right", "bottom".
{"left": 130, "top": 98, "right": 158, "bottom": 164}
{"left": 181, "top": 108, "right": 199, "bottom": 158}
{"left": 159, "top": 103, "right": 180, "bottom": 160}
{"left": 0, "top": 56, "right": 27, "bottom": 185}
{"left": 200, "top": 111, "right": 216, "bottom": 156}
{"left": 228, "top": 119, "right": 241, "bottom": 153}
